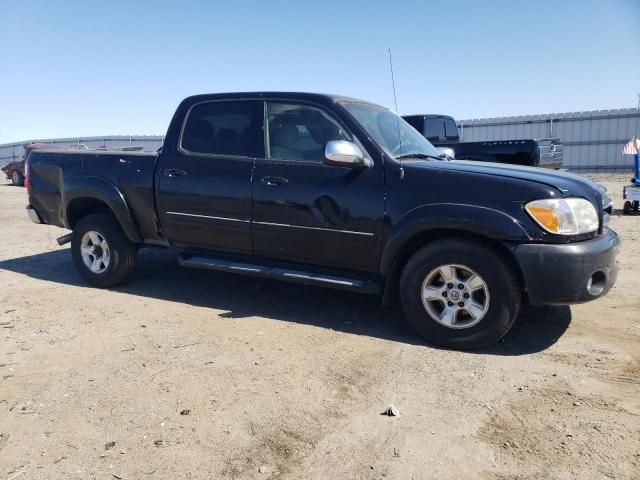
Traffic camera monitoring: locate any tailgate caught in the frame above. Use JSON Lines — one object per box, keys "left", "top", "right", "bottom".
{"left": 537, "top": 139, "right": 563, "bottom": 169}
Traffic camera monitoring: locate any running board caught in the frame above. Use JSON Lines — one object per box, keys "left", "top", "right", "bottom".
{"left": 177, "top": 254, "right": 380, "bottom": 294}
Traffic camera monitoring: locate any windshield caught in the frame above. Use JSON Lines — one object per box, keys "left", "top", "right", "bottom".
{"left": 341, "top": 102, "right": 442, "bottom": 159}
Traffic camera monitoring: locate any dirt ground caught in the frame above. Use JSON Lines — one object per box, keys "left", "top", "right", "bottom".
{"left": 0, "top": 173, "right": 638, "bottom": 480}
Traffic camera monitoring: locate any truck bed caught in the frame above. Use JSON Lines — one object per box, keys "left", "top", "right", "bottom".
{"left": 28, "top": 149, "right": 160, "bottom": 241}
{"left": 438, "top": 139, "right": 563, "bottom": 169}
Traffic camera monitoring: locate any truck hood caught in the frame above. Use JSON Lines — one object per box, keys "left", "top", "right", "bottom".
{"left": 402, "top": 159, "right": 604, "bottom": 196}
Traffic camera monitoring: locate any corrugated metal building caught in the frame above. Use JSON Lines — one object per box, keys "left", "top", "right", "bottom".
{"left": 1, "top": 107, "right": 639, "bottom": 172}
{"left": 0, "top": 135, "right": 164, "bottom": 168}
{"left": 458, "top": 108, "right": 640, "bottom": 171}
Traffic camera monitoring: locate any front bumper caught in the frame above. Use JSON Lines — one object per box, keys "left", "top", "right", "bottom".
{"left": 512, "top": 228, "right": 620, "bottom": 305}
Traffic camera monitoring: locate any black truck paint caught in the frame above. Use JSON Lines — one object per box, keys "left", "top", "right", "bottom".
{"left": 26, "top": 92, "right": 619, "bottom": 349}
{"left": 402, "top": 114, "right": 563, "bottom": 169}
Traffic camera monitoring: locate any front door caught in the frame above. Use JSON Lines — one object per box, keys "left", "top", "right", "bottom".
{"left": 252, "top": 101, "right": 384, "bottom": 274}
{"left": 156, "top": 99, "right": 263, "bottom": 253}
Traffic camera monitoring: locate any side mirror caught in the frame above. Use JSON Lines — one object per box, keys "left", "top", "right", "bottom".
{"left": 437, "top": 146, "right": 455, "bottom": 159}
{"left": 324, "top": 140, "right": 366, "bottom": 167}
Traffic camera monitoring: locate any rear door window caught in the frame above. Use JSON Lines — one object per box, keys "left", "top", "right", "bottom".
{"left": 423, "top": 119, "right": 445, "bottom": 141}
{"left": 444, "top": 119, "right": 459, "bottom": 140}
{"left": 181, "top": 100, "right": 263, "bottom": 157}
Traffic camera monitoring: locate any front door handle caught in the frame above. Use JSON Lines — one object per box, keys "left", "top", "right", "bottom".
{"left": 261, "top": 176, "right": 288, "bottom": 186}
{"left": 164, "top": 169, "right": 187, "bottom": 178}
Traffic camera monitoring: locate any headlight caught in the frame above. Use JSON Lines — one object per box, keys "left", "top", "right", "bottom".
{"left": 525, "top": 197, "right": 599, "bottom": 235}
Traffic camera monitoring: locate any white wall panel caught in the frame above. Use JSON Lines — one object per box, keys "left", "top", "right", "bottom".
{"left": 459, "top": 108, "right": 640, "bottom": 171}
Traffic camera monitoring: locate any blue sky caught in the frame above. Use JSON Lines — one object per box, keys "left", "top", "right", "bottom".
{"left": 0, "top": 0, "right": 639, "bottom": 143}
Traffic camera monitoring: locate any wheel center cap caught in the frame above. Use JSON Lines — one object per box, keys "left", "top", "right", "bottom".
{"left": 449, "top": 290, "right": 462, "bottom": 302}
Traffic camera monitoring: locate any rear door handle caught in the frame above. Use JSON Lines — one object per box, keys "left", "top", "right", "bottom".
{"left": 164, "top": 169, "right": 187, "bottom": 178}
{"left": 261, "top": 176, "right": 288, "bottom": 186}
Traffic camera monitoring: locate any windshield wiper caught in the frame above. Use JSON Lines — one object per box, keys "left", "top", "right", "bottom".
{"left": 395, "top": 153, "right": 446, "bottom": 161}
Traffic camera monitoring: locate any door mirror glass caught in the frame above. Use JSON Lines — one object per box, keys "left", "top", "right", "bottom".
{"left": 324, "top": 140, "right": 365, "bottom": 166}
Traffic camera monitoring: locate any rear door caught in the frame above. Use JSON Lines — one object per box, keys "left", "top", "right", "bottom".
{"left": 155, "top": 99, "right": 263, "bottom": 253}
{"left": 251, "top": 101, "right": 383, "bottom": 274}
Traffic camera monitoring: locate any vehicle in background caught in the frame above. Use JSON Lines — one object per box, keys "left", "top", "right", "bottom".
{"left": 2, "top": 143, "right": 88, "bottom": 186}
{"left": 403, "top": 114, "right": 563, "bottom": 169}
{"left": 95, "top": 145, "right": 144, "bottom": 152}
{"left": 1, "top": 158, "right": 27, "bottom": 186}
{"left": 26, "top": 92, "right": 618, "bottom": 350}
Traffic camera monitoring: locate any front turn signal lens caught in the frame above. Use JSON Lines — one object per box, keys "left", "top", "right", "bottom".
{"left": 525, "top": 204, "right": 560, "bottom": 233}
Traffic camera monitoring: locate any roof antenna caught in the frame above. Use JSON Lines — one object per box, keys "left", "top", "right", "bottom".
{"left": 388, "top": 48, "right": 400, "bottom": 113}
{"left": 388, "top": 48, "right": 403, "bottom": 157}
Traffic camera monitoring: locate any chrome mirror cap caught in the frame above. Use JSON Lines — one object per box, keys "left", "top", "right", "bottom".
{"left": 436, "top": 146, "right": 455, "bottom": 159}
{"left": 324, "top": 140, "right": 365, "bottom": 166}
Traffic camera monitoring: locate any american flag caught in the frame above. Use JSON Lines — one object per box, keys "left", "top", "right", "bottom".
{"left": 622, "top": 138, "right": 640, "bottom": 155}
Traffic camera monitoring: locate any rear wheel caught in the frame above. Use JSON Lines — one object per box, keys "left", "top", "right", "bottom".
{"left": 11, "top": 170, "right": 24, "bottom": 186}
{"left": 71, "top": 213, "right": 136, "bottom": 287}
{"left": 399, "top": 237, "right": 521, "bottom": 349}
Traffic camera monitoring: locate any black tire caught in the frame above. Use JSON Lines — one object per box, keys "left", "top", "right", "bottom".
{"left": 399, "top": 237, "right": 521, "bottom": 350}
{"left": 71, "top": 213, "right": 136, "bottom": 287}
{"left": 623, "top": 201, "right": 632, "bottom": 215}
{"left": 11, "top": 170, "right": 24, "bottom": 186}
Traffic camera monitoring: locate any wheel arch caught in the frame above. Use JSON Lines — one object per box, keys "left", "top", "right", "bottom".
{"left": 63, "top": 176, "right": 142, "bottom": 243}
{"left": 380, "top": 207, "right": 529, "bottom": 306}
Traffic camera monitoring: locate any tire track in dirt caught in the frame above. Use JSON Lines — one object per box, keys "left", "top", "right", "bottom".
{"left": 478, "top": 383, "right": 639, "bottom": 479}
{"left": 219, "top": 346, "right": 392, "bottom": 479}
{"left": 546, "top": 351, "right": 640, "bottom": 389}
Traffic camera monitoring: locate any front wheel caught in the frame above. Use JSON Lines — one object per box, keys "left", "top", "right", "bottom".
{"left": 11, "top": 170, "right": 24, "bottom": 186}
{"left": 71, "top": 213, "right": 136, "bottom": 287}
{"left": 399, "top": 237, "right": 521, "bottom": 350}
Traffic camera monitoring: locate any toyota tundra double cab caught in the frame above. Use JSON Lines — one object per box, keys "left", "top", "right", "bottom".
{"left": 25, "top": 92, "right": 619, "bottom": 349}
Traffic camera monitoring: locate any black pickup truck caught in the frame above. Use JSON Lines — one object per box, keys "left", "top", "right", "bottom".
{"left": 403, "top": 114, "right": 563, "bottom": 169}
{"left": 26, "top": 92, "right": 619, "bottom": 349}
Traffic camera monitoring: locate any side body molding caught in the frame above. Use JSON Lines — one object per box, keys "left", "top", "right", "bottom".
{"left": 380, "top": 203, "right": 532, "bottom": 276}
{"left": 62, "top": 175, "right": 143, "bottom": 243}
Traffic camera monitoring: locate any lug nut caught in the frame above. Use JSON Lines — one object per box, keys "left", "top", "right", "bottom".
{"left": 458, "top": 284, "right": 464, "bottom": 289}
{"left": 463, "top": 293, "right": 470, "bottom": 299}
{"left": 458, "top": 302, "right": 464, "bottom": 307}
{"left": 447, "top": 283, "right": 453, "bottom": 289}
{"left": 447, "top": 301, "right": 453, "bottom": 306}
{"left": 442, "top": 291, "right": 448, "bottom": 297}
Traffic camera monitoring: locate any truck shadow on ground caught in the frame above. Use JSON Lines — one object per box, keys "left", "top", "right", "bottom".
{"left": 0, "top": 248, "right": 571, "bottom": 355}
